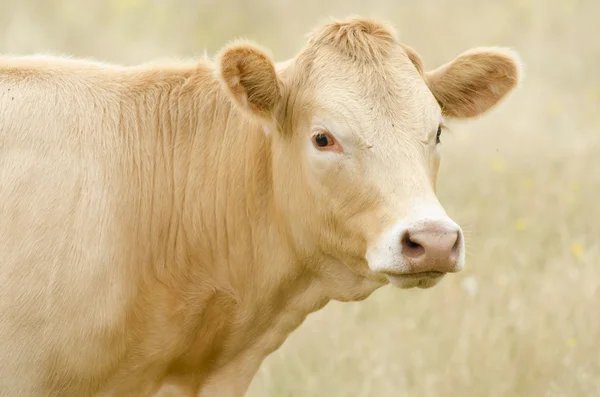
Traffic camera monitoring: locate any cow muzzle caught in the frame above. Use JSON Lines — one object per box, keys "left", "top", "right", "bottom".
{"left": 366, "top": 215, "right": 465, "bottom": 289}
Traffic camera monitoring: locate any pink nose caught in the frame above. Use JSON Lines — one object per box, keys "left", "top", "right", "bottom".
{"left": 400, "top": 221, "right": 462, "bottom": 274}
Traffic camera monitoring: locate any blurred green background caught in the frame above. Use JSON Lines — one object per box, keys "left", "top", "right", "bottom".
{"left": 2, "top": 1, "right": 599, "bottom": 396}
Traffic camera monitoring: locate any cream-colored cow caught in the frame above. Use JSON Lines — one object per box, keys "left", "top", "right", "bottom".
{"left": 0, "top": 17, "right": 521, "bottom": 397}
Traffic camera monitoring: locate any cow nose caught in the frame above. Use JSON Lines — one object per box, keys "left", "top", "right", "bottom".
{"left": 400, "top": 222, "right": 462, "bottom": 274}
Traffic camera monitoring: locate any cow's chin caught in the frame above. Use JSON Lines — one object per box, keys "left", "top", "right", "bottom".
{"left": 384, "top": 272, "right": 446, "bottom": 289}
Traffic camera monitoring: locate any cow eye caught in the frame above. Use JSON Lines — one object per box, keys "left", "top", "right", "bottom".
{"left": 314, "top": 133, "right": 331, "bottom": 147}
{"left": 436, "top": 126, "right": 442, "bottom": 144}
{"left": 312, "top": 130, "right": 343, "bottom": 153}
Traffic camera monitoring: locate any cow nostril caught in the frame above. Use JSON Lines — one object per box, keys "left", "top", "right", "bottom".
{"left": 401, "top": 231, "right": 425, "bottom": 258}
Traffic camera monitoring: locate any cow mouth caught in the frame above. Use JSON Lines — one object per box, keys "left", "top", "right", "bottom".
{"left": 383, "top": 271, "right": 446, "bottom": 289}
{"left": 395, "top": 271, "right": 445, "bottom": 279}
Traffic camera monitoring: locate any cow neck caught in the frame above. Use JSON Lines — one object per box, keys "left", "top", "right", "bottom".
{"left": 179, "top": 72, "right": 330, "bottom": 362}
{"left": 128, "top": 66, "right": 379, "bottom": 390}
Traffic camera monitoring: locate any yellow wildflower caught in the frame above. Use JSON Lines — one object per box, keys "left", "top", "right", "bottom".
{"left": 570, "top": 243, "right": 583, "bottom": 259}
{"left": 514, "top": 218, "right": 528, "bottom": 232}
{"left": 490, "top": 157, "right": 506, "bottom": 174}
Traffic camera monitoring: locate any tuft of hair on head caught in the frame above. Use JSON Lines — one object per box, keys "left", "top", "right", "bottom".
{"left": 216, "top": 39, "right": 283, "bottom": 124}
{"left": 425, "top": 47, "right": 524, "bottom": 119}
{"left": 306, "top": 16, "right": 398, "bottom": 62}
{"left": 398, "top": 43, "right": 425, "bottom": 76}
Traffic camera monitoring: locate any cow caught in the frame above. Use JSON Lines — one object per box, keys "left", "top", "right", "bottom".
{"left": 0, "top": 17, "right": 522, "bottom": 397}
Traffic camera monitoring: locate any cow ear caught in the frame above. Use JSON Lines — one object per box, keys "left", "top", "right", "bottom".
{"left": 217, "top": 40, "right": 282, "bottom": 122}
{"left": 425, "top": 48, "right": 523, "bottom": 119}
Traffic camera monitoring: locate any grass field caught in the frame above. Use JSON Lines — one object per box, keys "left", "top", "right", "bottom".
{"left": 2, "top": 0, "right": 599, "bottom": 396}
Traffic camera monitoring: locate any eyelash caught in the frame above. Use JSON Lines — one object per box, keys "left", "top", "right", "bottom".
{"left": 436, "top": 126, "right": 442, "bottom": 144}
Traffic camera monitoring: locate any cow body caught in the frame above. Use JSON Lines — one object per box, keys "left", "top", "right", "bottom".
{"left": 0, "top": 18, "right": 521, "bottom": 397}
{"left": 0, "top": 58, "right": 324, "bottom": 396}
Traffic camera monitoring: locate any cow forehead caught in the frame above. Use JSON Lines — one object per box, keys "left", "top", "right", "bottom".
{"left": 296, "top": 50, "right": 441, "bottom": 141}
{"left": 297, "top": 18, "right": 421, "bottom": 90}
{"left": 308, "top": 53, "right": 432, "bottom": 108}
{"left": 301, "top": 36, "right": 419, "bottom": 89}
{"left": 285, "top": 19, "right": 442, "bottom": 138}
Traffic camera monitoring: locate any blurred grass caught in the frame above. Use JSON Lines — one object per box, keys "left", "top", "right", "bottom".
{"left": 2, "top": 0, "right": 599, "bottom": 396}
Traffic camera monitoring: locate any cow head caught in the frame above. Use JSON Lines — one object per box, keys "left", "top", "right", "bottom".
{"left": 217, "top": 18, "right": 522, "bottom": 294}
